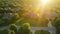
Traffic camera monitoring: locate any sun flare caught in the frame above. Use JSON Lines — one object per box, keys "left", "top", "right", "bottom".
{"left": 41, "top": 0, "right": 51, "bottom": 5}
{"left": 39, "top": 0, "right": 52, "bottom": 17}
{"left": 40, "top": 0, "right": 52, "bottom": 11}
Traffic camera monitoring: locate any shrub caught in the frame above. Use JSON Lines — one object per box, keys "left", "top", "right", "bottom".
{"left": 35, "top": 30, "right": 50, "bottom": 34}
{"left": 0, "top": 30, "right": 9, "bottom": 34}
{"left": 18, "top": 23, "right": 32, "bottom": 34}
{"left": 35, "top": 30, "right": 41, "bottom": 34}
{"left": 8, "top": 30, "right": 15, "bottom": 34}
{"left": 10, "top": 24, "right": 17, "bottom": 34}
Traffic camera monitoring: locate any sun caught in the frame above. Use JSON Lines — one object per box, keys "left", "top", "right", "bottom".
{"left": 41, "top": 0, "right": 51, "bottom": 5}
{"left": 40, "top": 0, "right": 51, "bottom": 11}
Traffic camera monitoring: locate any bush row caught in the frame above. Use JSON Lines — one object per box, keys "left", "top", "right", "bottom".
{"left": 0, "top": 23, "right": 50, "bottom": 34}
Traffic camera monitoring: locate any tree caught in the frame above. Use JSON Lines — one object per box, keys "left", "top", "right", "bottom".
{"left": 0, "top": 0, "right": 20, "bottom": 26}
{"left": 18, "top": 23, "right": 32, "bottom": 34}
{"left": 54, "top": 18, "right": 60, "bottom": 34}
{"left": 0, "top": 0, "right": 29, "bottom": 26}
{"left": 10, "top": 24, "right": 17, "bottom": 34}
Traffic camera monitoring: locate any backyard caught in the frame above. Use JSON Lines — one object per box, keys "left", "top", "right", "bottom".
{"left": 0, "top": 0, "right": 60, "bottom": 34}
